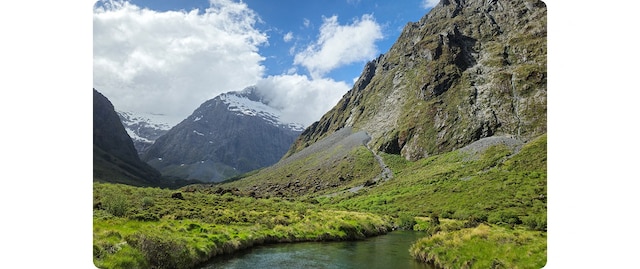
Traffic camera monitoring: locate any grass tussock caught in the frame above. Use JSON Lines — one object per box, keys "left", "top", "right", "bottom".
{"left": 93, "top": 183, "right": 392, "bottom": 269}
{"left": 410, "top": 224, "right": 546, "bottom": 269}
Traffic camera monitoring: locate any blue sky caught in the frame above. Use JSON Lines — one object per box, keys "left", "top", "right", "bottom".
{"left": 93, "top": 0, "right": 437, "bottom": 126}
{"left": 120, "top": 0, "right": 431, "bottom": 81}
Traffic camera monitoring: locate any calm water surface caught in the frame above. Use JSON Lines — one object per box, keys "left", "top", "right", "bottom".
{"left": 200, "top": 231, "right": 434, "bottom": 269}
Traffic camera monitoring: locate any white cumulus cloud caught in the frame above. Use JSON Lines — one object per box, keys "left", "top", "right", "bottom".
{"left": 255, "top": 74, "right": 350, "bottom": 126}
{"left": 93, "top": 0, "right": 267, "bottom": 125}
{"left": 293, "top": 14, "right": 382, "bottom": 79}
{"left": 421, "top": 0, "right": 440, "bottom": 9}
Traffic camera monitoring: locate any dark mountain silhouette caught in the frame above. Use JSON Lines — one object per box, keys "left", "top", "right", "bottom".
{"left": 93, "top": 89, "right": 162, "bottom": 186}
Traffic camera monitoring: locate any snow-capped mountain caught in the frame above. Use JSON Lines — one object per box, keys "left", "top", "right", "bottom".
{"left": 218, "top": 87, "right": 305, "bottom": 132}
{"left": 141, "top": 86, "right": 304, "bottom": 182}
{"left": 117, "top": 110, "right": 175, "bottom": 155}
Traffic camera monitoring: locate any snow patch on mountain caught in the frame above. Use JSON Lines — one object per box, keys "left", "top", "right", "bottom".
{"left": 117, "top": 110, "right": 176, "bottom": 154}
{"left": 219, "top": 90, "right": 305, "bottom": 132}
{"left": 125, "top": 128, "right": 153, "bottom": 143}
{"left": 118, "top": 111, "right": 175, "bottom": 131}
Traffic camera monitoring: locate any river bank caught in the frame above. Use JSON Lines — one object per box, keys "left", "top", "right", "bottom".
{"left": 93, "top": 183, "right": 393, "bottom": 269}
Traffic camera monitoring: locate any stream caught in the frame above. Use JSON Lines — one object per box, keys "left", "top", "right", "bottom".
{"left": 199, "top": 231, "right": 433, "bottom": 269}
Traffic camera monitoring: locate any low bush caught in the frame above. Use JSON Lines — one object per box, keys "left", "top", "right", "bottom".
{"left": 102, "top": 190, "right": 129, "bottom": 217}
{"left": 125, "top": 233, "right": 192, "bottom": 269}
{"left": 522, "top": 215, "right": 547, "bottom": 231}
{"left": 141, "top": 197, "right": 154, "bottom": 208}
{"left": 397, "top": 213, "right": 417, "bottom": 230}
{"left": 488, "top": 211, "right": 522, "bottom": 225}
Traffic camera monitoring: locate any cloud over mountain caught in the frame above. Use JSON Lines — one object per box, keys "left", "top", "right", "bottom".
{"left": 93, "top": 0, "right": 267, "bottom": 124}
{"left": 255, "top": 74, "right": 350, "bottom": 127}
{"left": 421, "top": 0, "right": 440, "bottom": 9}
{"left": 293, "top": 14, "right": 383, "bottom": 79}
{"left": 93, "top": 1, "right": 386, "bottom": 127}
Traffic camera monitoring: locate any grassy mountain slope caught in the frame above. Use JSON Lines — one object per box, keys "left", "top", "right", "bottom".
{"left": 219, "top": 127, "right": 382, "bottom": 197}
{"left": 323, "top": 134, "right": 547, "bottom": 230}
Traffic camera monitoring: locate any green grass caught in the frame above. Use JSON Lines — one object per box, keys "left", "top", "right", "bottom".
{"left": 322, "top": 134, "right": 546, "bottom": 230}
{"left": 93, "top": 182, "right": 392, "bottom": 269}
{"left": 410, "top": 224, "right": 547, "bottom": 269}
{"left": 313, "top": 134, "right": 547, "bottom": 268}
{"left": 94, "top": 134, "right": 546, "bottom": 269}
{"left": 220, "top": 145, "right": 381, "bottom": 198}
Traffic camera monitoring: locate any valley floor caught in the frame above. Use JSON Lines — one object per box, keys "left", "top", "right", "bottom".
{"left": 93, "top": 134, "right": 547, "bottom": 269}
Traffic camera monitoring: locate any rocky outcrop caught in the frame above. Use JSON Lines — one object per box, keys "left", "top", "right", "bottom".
{"left": 287, "top": 0, "right": 546, "bottom": 161}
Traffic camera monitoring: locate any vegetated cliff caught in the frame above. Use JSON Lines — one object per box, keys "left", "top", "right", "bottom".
{"left": 142, "top": 87, "right": 303, "bottom": 182}
{"left": 287, "top": 0, "right": 546, "bottom": 161}
{"left": 93, "top": 89, "right": 162, "bottom": 186}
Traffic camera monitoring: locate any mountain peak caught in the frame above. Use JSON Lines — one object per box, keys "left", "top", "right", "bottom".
{"left": 217, "top": 87, "right": 305, "bottom": 132}
{"left": 142, "top": 87, "right": 304, "bottom": 182}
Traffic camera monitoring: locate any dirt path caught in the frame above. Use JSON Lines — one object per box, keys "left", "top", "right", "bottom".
{"left": 321, "top": 131, "right": 393, "bottom": 197}
{"left": 370, "top": 146, "right": 393, "bottom": 182}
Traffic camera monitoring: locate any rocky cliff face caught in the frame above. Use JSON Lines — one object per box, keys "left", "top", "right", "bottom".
{"left": 142, "top": 87, "right": 303, "bottom": 182}
{"left": 93, "top": 89, "right": 162, "bottom": 186}
{"left": 287, "top": 0, "right": 546, "bottom": 161}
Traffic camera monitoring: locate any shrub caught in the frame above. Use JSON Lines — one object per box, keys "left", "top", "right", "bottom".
{"left": 103, "top": 190, "right": 129, "bottom": 217}
{"left": 125, "top": 233, "right": 192, "bottom": 269}
{"left": 488, "top": 211, "right": 521, "bottom": 225}
{"left": 430, "top": 213, "right": 440, "bottom": 226}
{"left": 272, "top": 215, "right": 290, "bottom": 226}
{"left": 397, "top": 213, "right": 417, "bottom": 230}
{"left": 522, "top": 215, "right": 547, "bottom": 231}
{"left": 141, "top": 197, "right": 154, "bottom": 208}
{"left": 130, "top": 212, "right": 160, "bottom": 221}
{"left": 463, "top": 213, "right": 488, "bottom": 228}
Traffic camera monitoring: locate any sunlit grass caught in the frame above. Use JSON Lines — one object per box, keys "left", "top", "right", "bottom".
{"left": 410, "top": 224, "right": 546, "bottom": 269}
{"left": 323, "top": 134, "right": 547, "bottom": 230}
{"left": 93, "top": 183, "right": 392, "bottom": 269}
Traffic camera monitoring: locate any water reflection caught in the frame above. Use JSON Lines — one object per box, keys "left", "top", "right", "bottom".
{"left": 200, "top": 231, "right": 434, "bottom": 269}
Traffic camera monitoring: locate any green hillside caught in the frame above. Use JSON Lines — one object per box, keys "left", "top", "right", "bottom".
{"left": 323, "top": 134, "right": 547, "bottom": 230}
